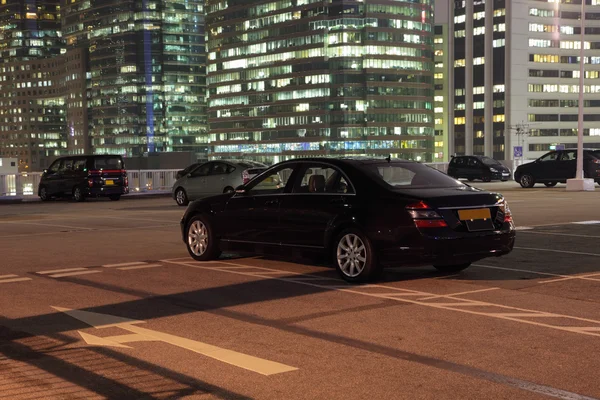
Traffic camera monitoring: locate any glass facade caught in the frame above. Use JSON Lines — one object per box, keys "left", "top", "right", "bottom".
{"left": 453, "top": 0, "right": 506, "bottom": 160}
{"left": 62, "top": 0, "right": 207, "bottom": 158}
{"left": 0, "top": 1, "right": 68, "bottom": 171}
{"left": 206, "top": 0, "right": 435, "bottom": 163}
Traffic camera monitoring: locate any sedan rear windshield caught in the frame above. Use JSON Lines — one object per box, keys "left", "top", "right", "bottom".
{"left": 365, "top": 162, "right": 464, "bottom": 189}
{"left": 94, "top": 157, "right": 123, "bottom": 169}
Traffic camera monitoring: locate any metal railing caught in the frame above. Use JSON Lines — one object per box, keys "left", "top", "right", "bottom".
{"left": 0, "top": 161, "right": 519, "bottom": 198}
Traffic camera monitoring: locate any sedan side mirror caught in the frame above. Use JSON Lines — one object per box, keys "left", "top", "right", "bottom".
{"left": 235, "top": 185, "right": 247, "bottom": 194}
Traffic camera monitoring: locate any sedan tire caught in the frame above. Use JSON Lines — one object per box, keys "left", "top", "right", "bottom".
{"left": 175, "top": 187, "right": 189, "bottom": 206}
{"left": 334, "top": 228, "right": 381, "bottom": 283}
{"left": 185, "top": 215, "right": 221, "bottom": 261}
{"left": 519, "top": 174, "right": 535, "bottom": 188}
{"left": 544, "top": 182, "right": 557, "bottom": 187}
{"left": 433, "top": 263, "right": 471, "bottom": 273}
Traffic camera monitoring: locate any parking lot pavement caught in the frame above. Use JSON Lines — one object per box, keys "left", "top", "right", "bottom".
{"left": 2, "top": 196, "right": 600, "bottom": 399}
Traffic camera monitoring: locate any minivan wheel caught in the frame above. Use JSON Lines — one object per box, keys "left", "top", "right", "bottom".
{"left": 519, "top": 174, "right": 535, "bottom": 188}
{"left": 334, "top": 229, "right": 380, "bottom": 283}
{"left": 39, "top": 186, "right": 51, "bottom": 201}
{"left": 175, "top": 187, "right": 189, "bottom": 206}
{"left": 185, "top": 215, "right": 221, "bottom": 261}
{"left": 544, "top": 182, "right": 557, "bottom": 187}
{"left": 433, "top": 263, "right": 471, "bottom": 273}
{"left": 73, "top": 186, "right": 85, "bottom": 202}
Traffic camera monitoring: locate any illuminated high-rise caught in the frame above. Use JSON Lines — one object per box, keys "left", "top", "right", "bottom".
{"left": 206, "top": 0, "right": 435, "bottom": 163}
{"left": 0, "top": 0, "right": 70, "bottom": 171}
{"left": 452, "top": 0, "right": 600, "bottom": 162}
{"left": 61, "top": 0, "right": 207, "bottom": 158}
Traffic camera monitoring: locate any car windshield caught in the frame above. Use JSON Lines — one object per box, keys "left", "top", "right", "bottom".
{"left": 365, "top": 162, "right": 464, "bottom": 189}
{"left": 480, "top": 157, "right": 501, "bottom": 166}
{"left": 94, "top": 156, "right": 123, "bottom": 169}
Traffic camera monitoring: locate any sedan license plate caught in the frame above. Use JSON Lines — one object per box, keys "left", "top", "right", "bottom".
{"left": 105, "top": 179, "right": 115, "bottom": 186}
{"left": 502, "top": 173, "right": 509, "bottom": 176}
{"left": 458, "top": 208, "right": 491, "bottom": 221}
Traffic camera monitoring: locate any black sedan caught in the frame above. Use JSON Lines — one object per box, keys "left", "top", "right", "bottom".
{"left": 180, "top": 158, "right": 515, "bottom": 282}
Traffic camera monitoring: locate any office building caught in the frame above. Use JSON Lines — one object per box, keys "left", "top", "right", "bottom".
{"left": 452, "top": 0, "right": 600, "bottom": 162}
{"left": 61, "top": 0, "right": 208, "bottom": 159}
{"left": 434, "top": 0, "right": 451, "bottom": 162}
{"left": 206, "top": 0, "right": 435, "bottom": 163}
{"left": 0, "top": 0, "right": 72, "bottom": 171}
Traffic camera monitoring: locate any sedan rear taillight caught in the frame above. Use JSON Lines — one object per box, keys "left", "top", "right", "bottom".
{"left": 406, "top": 201, "right": 448, "bottom": 228}
{"left": 498, "top": 199, "right": 513, "bottom": 223}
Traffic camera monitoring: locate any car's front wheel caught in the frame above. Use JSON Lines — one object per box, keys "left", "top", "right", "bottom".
{"left": 433, "top": 263, "right": 471, "bottom": 273}
{"left": 39, "top": 186, "right": 51, "bottom": 201}
{"left": 519, "top": 174, "right": 535, "bottom": 188}
{"left": 334, "top": 229, "right": 380, "bottom": 283}
{"left": 175, "top": 187, "right": 189, "bottom": 206}
{"left": 73, "top": 186, "right": 85, "bottom": 202}
{"left": 185, "top": 215, "right": 221, "bottom": 261}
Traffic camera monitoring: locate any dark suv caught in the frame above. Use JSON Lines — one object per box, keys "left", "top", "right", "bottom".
{"left": 514, "top": 149, "right": 600, "bottom": 188}
{"left": 447, "top": 155, "right": 511, "bottom": 182}
{"left": 38, "top": 155, "right": 129, "bottom": 201}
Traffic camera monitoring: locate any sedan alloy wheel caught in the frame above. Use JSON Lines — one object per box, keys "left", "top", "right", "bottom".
{"left": 188, "top": 220, "right": 208, "bottom": 257}
{"left": 337, "top": 233, "right": 367, "bottom": 278}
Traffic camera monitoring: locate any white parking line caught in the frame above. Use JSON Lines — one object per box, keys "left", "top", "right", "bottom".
{"left": 103, "top": 261, "right": 148, "bottom": 268}
{"left": 0, "top": 274, "right": 18, "bottom": 279}
{"left": 48, "top": 270, "right": 102, "bottom": 278}
{"left": 572, "top": 220, "right": 600, "bottom": 225}
{"left": 117, "top": 264, "right": 162, "bottom": 271}
{"left": 518, "top": 231, "right": 600, "bottom": 239}
{"left": 37, "top": 267, "right": 87, "bottom": 275}
{"left": 515, "top": 246, "right": 600, "bottom": 257}
{"left": 0, "top": 220, "right": 94, "bottom": 230}
{"left": 163, "top": 258, "right": 600, "bottom": 338}
{"left": 539, "top": 272, "right": 600, "bottom": 284}
{"left": 0, "top": 277, "right": 32, "bottom": 284}
{"left": 418, "top": 287, "right": 500, "bottom": 301}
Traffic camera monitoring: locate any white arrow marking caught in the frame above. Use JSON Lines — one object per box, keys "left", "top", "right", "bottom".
{"left": 54, "top": 306, "right": 298, "bottom": 376}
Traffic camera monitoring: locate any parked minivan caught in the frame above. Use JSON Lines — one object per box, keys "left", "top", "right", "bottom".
{"left": 38, "top": 155, "right": 129, "bottom": 202}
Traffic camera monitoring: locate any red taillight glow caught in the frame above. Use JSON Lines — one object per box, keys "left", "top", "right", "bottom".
{"left": 88, "top": 178, "right": 93, "bottom": 188}
{"left": 504, "top": 215, "right": 513, "bottom": 223}
{"left": 242, "top": 170, "right": 250, "bottom": 185}
{"left": 406, "top": 201, "right": 447, "bottom": 228}
{"left": 406, "top": 201, "right": 430, "bottom": 209}
{"left": 414, "top": 219, "right": 448, "bottom": 228}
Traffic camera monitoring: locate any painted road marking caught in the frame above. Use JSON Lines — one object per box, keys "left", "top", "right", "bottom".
{"left": 163, "top": 258, "right": 600, "bottom": 338}
{"left": 572, "top": 220, "right": 600, "bottom": 225}
{"left": 0, "top": 274, "right": 18, "bottom": 279}
{"left": 515, "top": 246, "right": 600, "bottom": 257}
{"left": 518, "top": 231, "right": 600, "bottom": 239}
{"left": 474, "top": 264, "right": 600, "bottom": 284}
{"left": 0, "top": 277, "right": 32, "bottom": 284}
{"left": 117, "top": 264, "right": 162, "bottom": 271}
{"left": 539, "top": 272, "right": 600, "bottom": 284}
{"left": 49, "top": 270, "right": 102, "bottom": 278}
{"left": 0, "top": 220, "right": 94, "bottom": 230}
{"left": 515, "top": 226, "right": 534, "bottom": 231}
{"left": 52, "top": 306, "right": 298, "bottom": 376}
{"left": 103, "top": 261, "right": 148, "bottom": 268}
{"left": 37, "top": 267, "right": 88, "bottom": 275}
{"left": 418, "top": 287, "right": 500, "bottom": 301}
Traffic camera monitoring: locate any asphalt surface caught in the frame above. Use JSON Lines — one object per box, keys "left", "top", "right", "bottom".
{"left": 1, "top": 182, "right": 600, "bottom": 399}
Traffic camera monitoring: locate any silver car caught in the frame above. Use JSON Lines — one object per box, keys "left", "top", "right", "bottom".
{"left": 172, "top": 160, "right": 266, "bottom": 206}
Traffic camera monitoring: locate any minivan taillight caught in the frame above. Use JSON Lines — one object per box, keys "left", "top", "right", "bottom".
{"left": 406, "top": 201, "right": 447, "bottom": 228}
{"left": 242, "top": 169, "right": 250, "bottom": 184}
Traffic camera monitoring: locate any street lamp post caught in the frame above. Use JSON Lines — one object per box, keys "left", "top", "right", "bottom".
{"left": 567, "top": 0, "right": 595, "bottom": 191}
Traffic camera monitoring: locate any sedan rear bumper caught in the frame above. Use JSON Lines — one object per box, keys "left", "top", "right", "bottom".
{"left": 379, "top": 231, "right": 515, "bottom": 267}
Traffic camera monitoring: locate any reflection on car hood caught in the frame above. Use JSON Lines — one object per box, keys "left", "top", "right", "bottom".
{"left": 392, "top": 186, "right": 503, "bottom": 208}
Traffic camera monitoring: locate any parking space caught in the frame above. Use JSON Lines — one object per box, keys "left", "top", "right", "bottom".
{"left": 2, "top": 193, "right": 600, "bottom": 399}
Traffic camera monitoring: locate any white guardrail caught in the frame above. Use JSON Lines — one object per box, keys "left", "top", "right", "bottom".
{"left": 0, "top": 162, "right": 457, "bottom": 199}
